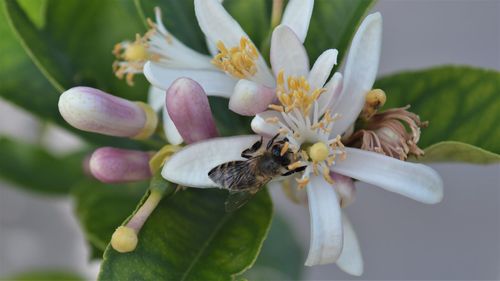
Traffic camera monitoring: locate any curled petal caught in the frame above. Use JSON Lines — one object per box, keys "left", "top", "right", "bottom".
{"left": 147, "top": 86, "right": 165, "bottom": 112}
{"left": 336, "top": 214, "right": 363, "bottom": 276}
{"left": 251, "top": 110, "right": 284, "bottom": 137}
{"left": 271, "top": 25, "right": 310, "bottom": 78}
{"left": 305, "top": 176, "right": 343, "bottom": 266}
{"left": 308, "top": 49, "right": 338, "bottom": 90}
{"left": 144, "top": 62, "right": 236, "bottom": 98}
{"left": 331, "top": 148, "right": 444, "bottom": 204}
{"left": 330, "top": 13, "right": 382, "bottom": 136}
{"left": 59, "top": 87, "right": 156, "bottom": 138}
{"left": 90, "top": 147, "right": 152, "bottom": 183}
{"left": 162, "top": 135, "right": 260, "bottom": 187}
{"left": 229, "top": 80, "right": 276, "bottom": 116}
{"left": 281, "top": 0, "right": 314, "bottom": 43}
{"left": 166, "top": 78, "right": 218, "bottom": 144}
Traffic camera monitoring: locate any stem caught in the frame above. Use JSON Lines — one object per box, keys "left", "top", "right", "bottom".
{"left": 270, "top": 0, "right": 284, "bottom": 29}
{"left": 126, "top": 189, "right": 163, "bottom": 232}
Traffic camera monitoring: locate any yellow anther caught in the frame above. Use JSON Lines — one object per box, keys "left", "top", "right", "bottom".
{"left": 265, "top": 117, "right": 280, "bottom": 124}
{"left": 362, "top": 89, "right": 387, "bottom": 120}
{"left": 212, "top": 37, "right": 258, "bottom": 79}
{"left": 111, "top": 226, "right": 138, "bottom": 253}
{"left": 288, "top": 161, "right": 303, "bottom": 171}
{"left": 274, "top": 70, "right": 325, "bottom": 115}
{"left": 308, "top": 142, "right": 329, "bottom": 162}
{"left": 296, "top": 177, "right": 309, "bottom": 189}
{"left": 268, "top": 104, "right": 284, "bottom": 112}
{"left": 280, "top": 142, "right": 290, "bottom": 156}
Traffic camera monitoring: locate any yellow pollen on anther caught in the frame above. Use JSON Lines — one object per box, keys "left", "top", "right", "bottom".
{"left": 288, "top": 161, "right": 303, "bottom": 171}
{"left": 280, "top": 142, "right": 290, "bottom": 156}
{"left": 274, "top": 70, "right": 325, "bottom": 115}
{"left": 308, "top": 142, "right": 329, "bottom": 162}
{"left": 212, "top": 37, "right": 258, "bottom": 79}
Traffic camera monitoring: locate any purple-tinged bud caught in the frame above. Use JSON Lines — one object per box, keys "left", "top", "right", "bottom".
{"left": 59, "top": 87, "right": 158, "bottom": 139}
{"left": 166, "top": 78, "right": 218, "bottom": 144}
{"left": 229, "top": 79, "right": 276, "bottom": 116}
{"left": 90, "top": 147, "right": 152, "bottom": 183}
{"left": 331, "top": 173, "right": 356, "bottom": 208}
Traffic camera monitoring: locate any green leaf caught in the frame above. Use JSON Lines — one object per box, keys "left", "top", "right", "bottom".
{"left": 375, "top": 66, "right": 500, "bottom": 154}
{"left": 98, "top": 188, "right": 273, "bottom": 280}
{"left": 134, "top": 0, "right": 208, "bottom": 54}
{"left": 209, "top": 97, "right": 253, "bottom": 137}
{"left": 224, "top": 0, "right": 271, "bottom": 48}
{"left": 0, "top": 3, "right": 149, "bottom": 149}
{"left": 305, "top": 0, "right": 375, "bottom": 64}
{"left": 243, "top": 215, "right": 304, "bottom": 280}
{"left": 412, "top": 141, "right": 500, "bottom": 164}
{"left": 0, "top": 136, "right": 84, "bottom": 195}
{"left": 72, "top": 180, "right": 148, "bottom": 255}
{"left": 6, "top": 271, "right": 83, "bottom": 281}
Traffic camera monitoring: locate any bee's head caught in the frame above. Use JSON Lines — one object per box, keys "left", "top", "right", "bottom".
{"left": 270, "top": 142, "right": 292, "bottom": 166}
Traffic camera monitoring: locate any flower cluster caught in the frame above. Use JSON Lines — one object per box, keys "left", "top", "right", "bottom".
{"left": 58, "top": 0, "right": 443, "bottom": 276}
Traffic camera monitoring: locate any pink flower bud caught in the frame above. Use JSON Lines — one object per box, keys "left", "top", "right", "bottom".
{"left": 59, "top": 87, "right": 157, "bottom": 139}
{"left": 229, "top": 79, "right": 276, "bottom": 116}
{"left": 166, "top": 78, "right": 218, "bottom": 144}
{"left": 331, "top": 173, "right": 356, "bottom": 208}
{"left": 90, "top": 147, "right": 152, "bottom": 183}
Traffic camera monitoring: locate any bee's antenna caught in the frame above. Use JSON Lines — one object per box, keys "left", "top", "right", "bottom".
{"left": 267, "top": 133, "right": 280, "bottom": 149}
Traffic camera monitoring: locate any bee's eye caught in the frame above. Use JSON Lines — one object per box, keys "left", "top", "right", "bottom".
{"left": 272, "top": 145, "right": 281, "bottom": 157}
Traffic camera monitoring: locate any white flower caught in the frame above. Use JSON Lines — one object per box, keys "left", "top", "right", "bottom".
{"left": 144, "top": 0, "right": 315, "bottom": 107}
{"left": 160, "top": 12, "right": 444, "bottom": 276}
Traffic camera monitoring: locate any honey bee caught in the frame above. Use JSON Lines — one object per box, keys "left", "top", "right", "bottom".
{"left": 208, "top": 134, "right": 306, "bottom": 211}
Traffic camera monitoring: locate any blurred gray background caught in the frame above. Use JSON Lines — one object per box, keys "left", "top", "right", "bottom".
{"left": 0, "top": 0, "right": 499, "bottom": 280}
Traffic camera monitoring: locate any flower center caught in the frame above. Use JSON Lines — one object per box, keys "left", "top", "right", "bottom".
{"left": 212, "top": 37, "right": 258, "bottom": 79}
{"left": 308, "top": 142, "right": 329, "bottom": 162}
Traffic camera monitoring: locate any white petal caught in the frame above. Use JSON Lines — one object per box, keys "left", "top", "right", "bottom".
{"left": 251, "top": 110, "right": 283, "bottom": 137}
{"left": 281, "top": 0, "right": 314, "bottom": 43}
{"left": 308, "top": 49, "right": 338, "bottom": 90}
{"left": 205, "top": 36, "right": 219, "bottom": 56}
{"left": 162, "top": 104, "right": 183, "bottom": 145}
{"left": 229, "top": 80, "right": 275, "bottom": 116}
{"left": 331, "top": 148, "right": 444, "bottom": 204}
{"left": 270, "top": 25, "right": 310, "bottom": 78}
{"left": 330, "top": 13, "right": 382, "bottom": 137}
{"left": 318, "top": 72, "right": 343, "bottom": 116}
{"left": 336, "top": 214, "right": 363, "bottom": 276}
{"left": 162, "top": 135, "right": 260, "bottom": 188}
{"left": 144, "top": 62, "right": 236, "bottom": 98}
{"left": 194, "top": 0, "right": 274, "bottom": 87}
{"left": 305, "top": 176, "right": 343, "bottom": 266}
{"left": 147, "top": 86, "right": 165, "bottom": 112}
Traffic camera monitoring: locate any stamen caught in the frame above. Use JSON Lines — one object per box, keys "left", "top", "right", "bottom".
{"left": 288, "top": 161, "right": 303, "bottom": 170}
{"left": 322, "top": 166, "right": 335, "bottom": 184}
{"left": 280, "top": 142, "right": 290, "bottom": 156}
{"left": 212, "top": 37, "right": 258, "bottom": 79}
{"left": 296, "top": 177, "right": 310, "bottom": 189}
{"left": 268, "top": 104, "right": 284, "bottom": 112}
{"left": 265, "top": 117, "right": 280, "bottom": 124}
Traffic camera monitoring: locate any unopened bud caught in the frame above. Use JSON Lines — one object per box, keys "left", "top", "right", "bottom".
{"left": 59, "top": 87, "right": 157, "bottom": 139}
{"left": 166, "top": 78, "right": 218, "bottom": 144}
{"left": 90, "top": 147, "right": 152, "bottom": 183}
{"left": 229, "top": 79, "right": 276, "bottom": 116}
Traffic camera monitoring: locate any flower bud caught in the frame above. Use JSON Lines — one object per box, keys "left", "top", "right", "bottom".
{"left": 166, "top": 78, "right": 218, "bottom": 144}
{"left": 331, "top": 173, "right": 356, "bottom": 208}
{"left": 229, "top": 79, "right": 276, "bottom": 116}
{"left": 59, "top": 87, "right": 157, "bottom": 139}
{"left": 90, "top": 147, "right": 152, "bottom": 183}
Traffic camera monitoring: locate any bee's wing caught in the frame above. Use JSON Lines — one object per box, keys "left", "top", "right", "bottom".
{"left": 208, "top": 160, "right": 259, "bottom": 191}
{"left": 225, "top": 188, "right": 264, "bottom": 212}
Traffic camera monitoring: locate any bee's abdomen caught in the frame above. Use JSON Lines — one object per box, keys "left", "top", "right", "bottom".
{"left": 208, "top": 161, "right": 259, "bottom": 191}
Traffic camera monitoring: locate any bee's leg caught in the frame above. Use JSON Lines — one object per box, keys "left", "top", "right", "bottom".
{"left": 281, "top": 165, "right": 306, "bottom": 176}
{"left": 241, "top": 136, "right": 263, "bottom": 159}
{"left": 266, "top": 133, "right": 280, "bottom": 149}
